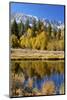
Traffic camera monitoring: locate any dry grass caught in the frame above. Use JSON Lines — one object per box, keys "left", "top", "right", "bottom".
{"left": 11, "top": 49, "right": 64, "bottom": 60}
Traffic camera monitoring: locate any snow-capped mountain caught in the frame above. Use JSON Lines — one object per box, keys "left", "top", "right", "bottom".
{"left": 11, "top": 13, "right": 38, "bottom": 25}
{"left": 41, "top": 18, "right": 64, "bottom": 30}
{"left": 11, "top": 13, "right": 64, "bottom": 30}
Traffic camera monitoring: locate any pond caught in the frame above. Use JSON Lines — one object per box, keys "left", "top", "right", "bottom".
{"left": 10, "top": 60, "right": 65, "bottom": 97}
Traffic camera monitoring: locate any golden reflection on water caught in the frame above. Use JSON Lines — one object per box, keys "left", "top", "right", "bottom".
{"left": 10, "top": 60, "right": 64, "bottom": 97}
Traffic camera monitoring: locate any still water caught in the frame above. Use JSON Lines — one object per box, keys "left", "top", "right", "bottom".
{"left": 11, "top": 60, "right": 65, "bottom": 97}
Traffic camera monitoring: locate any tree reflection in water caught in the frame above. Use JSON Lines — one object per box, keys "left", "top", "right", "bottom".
{"left": 11, "top": 60, "right": 64, "bottom": 96}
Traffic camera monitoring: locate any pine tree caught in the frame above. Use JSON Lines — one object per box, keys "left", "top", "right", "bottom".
{"left": 32, "top": 19, "right": 37, "bottom": 37}
{"left": 47, "top": 24, "right": 52, "bottom": 39}
{"left": 11, "top": 19, "right": 19, "bottom": 38}
{"left": 57, "top": 28, "right": 61, "bottom": 39}
{"left": 44, "top": 25, "right": 47, "bottom": 33}
{"left": 37, "top": 20, "right": 42, "bottom": 32}
{"left": 25, "top": 18, "right": 29, "bottom": 32}
{"left": 53, "top": 28, "right": 57, "bottom": 39}
{"left": 18, "top": 21, "right": 24, "bottom": 37}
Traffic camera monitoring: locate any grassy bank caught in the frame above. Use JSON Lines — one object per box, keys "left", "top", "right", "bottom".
{"left": 11, "top": 49, "right": 64, "bottom": 60}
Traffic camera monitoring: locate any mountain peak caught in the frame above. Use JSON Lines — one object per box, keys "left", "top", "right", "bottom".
{"left": 11, "top": 13, "right": 64, "bottom": 30}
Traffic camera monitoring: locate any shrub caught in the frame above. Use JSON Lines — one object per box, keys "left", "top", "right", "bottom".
{"left": 20, "top": 36, "right": 26, "bottom": 48}
{"left": 42, "top": 81, "right": 56, "bottom": 95}
{"left": 47, "top": 41, "right": 56, "bottom": 51}
{"left": 34, "top": 31, "right": 48, "bottom": 50}
{"left": 58, "top": 40, "right": 64, "bottom": 51}
{"left": 11, "top": 34, "right": 19, "bottom": 48}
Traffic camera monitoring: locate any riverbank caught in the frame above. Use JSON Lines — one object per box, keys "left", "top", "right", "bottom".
{"left": 11, "top": 49, "right": 64, "bottom": 60}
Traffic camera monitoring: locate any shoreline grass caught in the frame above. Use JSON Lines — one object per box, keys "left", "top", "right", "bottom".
{"left": 11, "top": 49, "right": 64, "bottom": 60}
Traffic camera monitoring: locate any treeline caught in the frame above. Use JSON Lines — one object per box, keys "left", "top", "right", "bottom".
{"left": 11, "top": 19, "right": 64, "bottom": 51}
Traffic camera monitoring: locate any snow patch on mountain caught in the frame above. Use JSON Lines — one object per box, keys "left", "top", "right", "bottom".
{"left": 11, "top": 13, "right": 64, "bottom": 30}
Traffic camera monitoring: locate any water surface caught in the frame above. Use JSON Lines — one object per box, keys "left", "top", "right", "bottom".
{"left": 10, "top": 60, "right": 65, "bottom": 96}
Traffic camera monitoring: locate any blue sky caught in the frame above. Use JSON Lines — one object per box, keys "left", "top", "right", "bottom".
{"left": 10, "top": 2, "right": 65, "bottom": 23}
